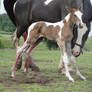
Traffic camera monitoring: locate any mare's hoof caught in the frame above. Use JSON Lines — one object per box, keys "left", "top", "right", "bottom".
{"left": 30, "top": 65, "right": 40, "bottom": 72}
{"left": 58, "top": 68, "right": 65, "bottom": 75}
{"left": 16, "top": 56, "right": 22, "bottom": 71}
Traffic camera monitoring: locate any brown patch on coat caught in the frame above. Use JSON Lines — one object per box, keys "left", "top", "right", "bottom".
{"left": 61, "top": 19, "right": 73, "bottom": 41}
{"left": 27, "top": 8, "right": 79, "bottom": 45}
{"left": 27, "top": 22, "right": 61, "bottom": 43}
{"left": 61, "top": 8, "right": 78, "bottom": 41}
{"left": 41, "top": 24, "right": 60, "bottom": 41}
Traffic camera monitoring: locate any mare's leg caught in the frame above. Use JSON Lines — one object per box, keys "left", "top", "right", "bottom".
{"left": 70, "top": 56, "right": 86, "bottom": 80}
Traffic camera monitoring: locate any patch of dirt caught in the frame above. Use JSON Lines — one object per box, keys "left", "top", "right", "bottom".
{"left": 0, "top": 66, "right": 53, "bottom": 87}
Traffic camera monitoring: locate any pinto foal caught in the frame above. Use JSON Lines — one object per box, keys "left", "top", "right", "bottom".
{"left": 12, "top": 8, "right": 86, "bottom": 82}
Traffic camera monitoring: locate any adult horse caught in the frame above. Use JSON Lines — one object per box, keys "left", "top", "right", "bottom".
{"left": 3, "top": 0, "right": 91, "bottom": 72}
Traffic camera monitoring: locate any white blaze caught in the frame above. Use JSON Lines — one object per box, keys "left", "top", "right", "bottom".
{"left": 44, "top": 0, "right": 53, "bottom": 5}
{"left": 75, "top": 10, "right": 83, "bottom": 25}
{"left": 65, "top": 14, "right": 70, "bottom": 22}
{"left": 90, "top": 0, "right": 92, "bottom": 5}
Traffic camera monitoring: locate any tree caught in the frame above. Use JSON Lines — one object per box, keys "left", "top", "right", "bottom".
{"left": 0, "top": 14, "right": 15, "bottom": 32}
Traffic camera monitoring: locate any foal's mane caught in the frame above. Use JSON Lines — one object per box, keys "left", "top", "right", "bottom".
{"left": 66, "top": 9, "right": 78, "bottom": 28}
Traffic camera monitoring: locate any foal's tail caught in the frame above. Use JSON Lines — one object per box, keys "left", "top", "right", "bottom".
{"left": 3, "top": 0, "right": 16, "bottom": 26}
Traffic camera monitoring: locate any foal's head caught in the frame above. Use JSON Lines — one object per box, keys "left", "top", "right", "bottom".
{"left": 68, "top": 8, "right": 88, "bottom": 57}
{"left": 61, "top": 8, "right": 83, "bottom": 41}
{"left": 66, "top": 8, "right": 83, "bottom": 29}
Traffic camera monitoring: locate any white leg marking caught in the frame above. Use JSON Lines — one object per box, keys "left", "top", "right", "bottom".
{"left": 71, "top": 56, "right": 86, "bottom": 80}
{"left": 90, "top": 0, "right": 92, "bottom": 5}
{"left": 17, "top": 42, "right": 29, "bottom": 54}
{"left": 58, "top": 30, "right": 62, "bottom": 39}
{"left": 11, "top": 72, "right": 15, "bottom": 78}
{"left": 63, "top": 52, "right": 74, "bottom": 82}
{"left": 24, "top": 68, "right": 27, "bottom": 73}
{"left": 90, "top": 21, "right": 92, "bottom": 31}
{"left": 44, "top": 0, "right": 53, "bottom": 5}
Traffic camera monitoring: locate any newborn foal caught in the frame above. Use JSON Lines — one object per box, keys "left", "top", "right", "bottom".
{"left": 12, "top": 8, "right": 86, "bottom": 82}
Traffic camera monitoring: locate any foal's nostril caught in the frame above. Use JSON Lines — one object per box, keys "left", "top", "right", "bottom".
{"left": 76, "top": 52, "right": 79, "bottom": 54}
{"left": 72, "top": 50, "right": 74, "bottom": 54}
{"left": 72, "top": 51, "right": 79, "bottom": 57}
{"left": 79, "top": 24, "right": 83, "bottom": 28}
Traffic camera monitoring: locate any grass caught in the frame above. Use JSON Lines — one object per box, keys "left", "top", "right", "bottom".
{"left": 0, "top": 34, "right": 92, "bottom": 92}
{"left": 0, "top": 34, "right": 14, "bottom": 48}
{"left": 0, "top": 48, "right": 92, "bottom": 92}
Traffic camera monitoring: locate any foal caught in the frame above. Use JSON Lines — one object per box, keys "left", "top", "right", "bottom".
{"left": 12, "top": 8, "right": 86, "bottom": 82}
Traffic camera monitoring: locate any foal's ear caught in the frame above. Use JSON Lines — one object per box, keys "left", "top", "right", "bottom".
{"left": 66, "top": 8, "right": 73, "bottom": 13}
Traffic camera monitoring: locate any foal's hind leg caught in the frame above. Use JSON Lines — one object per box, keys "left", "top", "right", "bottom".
{"left": 11, "top": 29, "right": 22, "bottom": 71}
{"left": 24, "top": 38, "right": 43, "bottom": 72}
{"left": 27, "top": 37, "right": 43, "bottom": 72}
{"left": 22, "top": 31, "right": 40, "bottom": 72}
{"left": 11, "top": 41, "right": 30, "bottom": 77}
{"left": 15, "top": 32, "right": 27, "bottom": 70}
{"left": 23, "top": 30, "right": 41, "bottom": 74}
{"left": 70, "top": 56, "right": 86, "bottom": 80}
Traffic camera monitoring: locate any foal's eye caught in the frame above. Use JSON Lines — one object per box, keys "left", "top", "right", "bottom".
{"left": 74, "top": 15, "right": 77, "bottom": 17}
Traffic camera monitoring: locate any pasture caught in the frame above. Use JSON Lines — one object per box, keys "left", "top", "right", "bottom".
{"left": 0, "top": 34, "right": 92, "bottom": 92}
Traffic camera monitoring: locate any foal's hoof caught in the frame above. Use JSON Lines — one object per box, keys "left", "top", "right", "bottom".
{"left": 31, "top": 66, "right": 40, "bottom": 72}
{"left": 11, "top": 72, "right": 15, "bottom": 78}
{"left": 68, "top": 78, "right": 75, "bottom": 82}
{"left": 72, "top": 80, "right": 75, "bottom": 83}
{"left": 81, "top": 76, "right": 86, "bottom": 81}
{"left": 69, "top": 79, "right": 75, "bottom": 82}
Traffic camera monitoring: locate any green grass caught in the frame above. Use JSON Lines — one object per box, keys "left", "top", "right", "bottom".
{"left": 0, "top": 49, "right": 92, "bottom": 92}
{"left": 0, "top": 34, "right": 14, "bottom": 48}
{"left": 0, "top": 34, "right": 92, "bottom": 92}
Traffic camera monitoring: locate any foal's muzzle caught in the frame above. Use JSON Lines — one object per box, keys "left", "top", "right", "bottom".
{"left": 72, "top": 43, "right": 83, "bottom": 57}
{"left": 79, "top": 23, "right": 83, "bottom": 29}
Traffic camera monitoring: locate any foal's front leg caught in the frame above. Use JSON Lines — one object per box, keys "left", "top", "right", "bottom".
{"left": 57, "top": 40, "right": 74, "bottom": 82}
{"left": 70, "top": 56, "right": 86, "bottom": 80}
{"left": 62, "top": 52, "right": 74, "bottom": 82}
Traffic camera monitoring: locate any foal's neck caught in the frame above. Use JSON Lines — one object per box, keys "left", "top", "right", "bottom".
{"left": 62, "top": 13, "right": 75, "bottom": 30}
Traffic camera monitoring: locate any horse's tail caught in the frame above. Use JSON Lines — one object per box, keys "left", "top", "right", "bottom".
{"left": 3, "top": 0, "right": 16, "bottom": 26}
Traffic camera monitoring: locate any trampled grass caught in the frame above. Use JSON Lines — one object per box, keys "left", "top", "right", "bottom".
{"left": 0, "top": 48, "right": 92, "bottom": 92}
